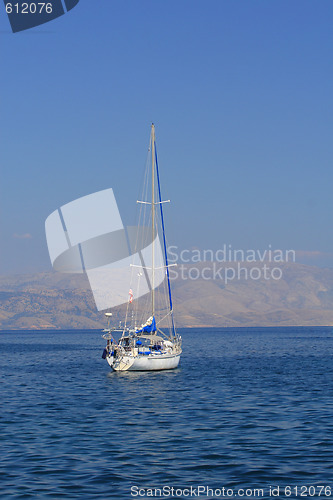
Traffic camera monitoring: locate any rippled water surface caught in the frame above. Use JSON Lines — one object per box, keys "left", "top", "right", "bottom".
{"left": 1, "top": 327, "right": 333, "bottom": 499}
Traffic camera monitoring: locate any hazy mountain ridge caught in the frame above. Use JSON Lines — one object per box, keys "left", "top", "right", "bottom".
{"left": 171, "top": 262, "right": 333, "bottom": 327}
{"left": 0, "top": 262, "right": 333, "bottom": 329}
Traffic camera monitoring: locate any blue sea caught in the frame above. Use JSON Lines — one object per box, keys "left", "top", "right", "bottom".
{"left": 1, "top": 327, "right": 333, "bottom": 499}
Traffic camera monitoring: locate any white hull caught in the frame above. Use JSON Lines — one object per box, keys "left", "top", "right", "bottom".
{"left": 107, "top": 353, "right": 181, "bottom": 372}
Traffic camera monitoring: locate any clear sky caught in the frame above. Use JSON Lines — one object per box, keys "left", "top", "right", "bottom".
{"left": 1, "top": 0, "right": 332, "bottom": 274}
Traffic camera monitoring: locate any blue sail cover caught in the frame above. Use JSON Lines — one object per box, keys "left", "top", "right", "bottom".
{"left": 136, "top": 316, "right": 156, "bottom": 334}
{"left": 155, "top": 145, "right": 176, "bottom": 337}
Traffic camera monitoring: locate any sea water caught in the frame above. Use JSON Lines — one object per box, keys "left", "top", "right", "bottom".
{"left": 1, "top": 327, "right": 333, "bottom": 499}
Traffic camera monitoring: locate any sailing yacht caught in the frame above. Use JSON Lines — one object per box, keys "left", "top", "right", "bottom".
{"left": 102, "top": 124, "right": 182, "bottom": 371}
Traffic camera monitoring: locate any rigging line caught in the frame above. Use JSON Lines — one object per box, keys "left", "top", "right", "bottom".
{"left": 156, "top": 310, "right": 172, "bottom": 326}
{"left": 127, "top": 134, "right": 152, "bottom": 329}
{"left": 138, "top": 249, "right": 152, "bottom": 292}
{"left": 154, "top": 142, "right": 176, "bottom": 337}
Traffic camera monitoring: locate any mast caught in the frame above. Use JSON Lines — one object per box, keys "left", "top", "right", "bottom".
{"left": 151, "top": 123, "right": 155, "bottom": 318}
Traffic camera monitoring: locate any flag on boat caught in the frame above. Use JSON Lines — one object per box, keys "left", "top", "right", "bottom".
{"left": 136, "top": 316, "right": 156, "bottom": 333}
{"left": 129, "top": 289, "right": 133, "bottom": 303}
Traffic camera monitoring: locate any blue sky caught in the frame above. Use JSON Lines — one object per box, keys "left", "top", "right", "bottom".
{"left": 1, "top": 0, "right": 333, "bottom": 273}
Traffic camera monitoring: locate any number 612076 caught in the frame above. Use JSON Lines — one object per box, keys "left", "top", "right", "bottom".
{"left": 5, "top": 3, "right": 53, "bottom": 14}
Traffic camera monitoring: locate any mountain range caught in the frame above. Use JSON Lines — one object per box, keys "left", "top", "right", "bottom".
{"left": 0, "top": 262, "right": 332, "bottom": 329}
